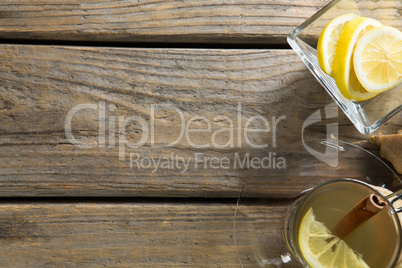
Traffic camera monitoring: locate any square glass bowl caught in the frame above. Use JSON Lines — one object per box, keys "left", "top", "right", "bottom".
{"left": 288, "top": 0, "right": 401, "bottom": 135}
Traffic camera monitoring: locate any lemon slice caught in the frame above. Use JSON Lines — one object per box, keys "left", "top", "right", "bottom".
{"left": 332, "top": 17, "right": 383, "bottom": 101}
{"left": 299, "top": 208, "right": 369, "bottom": 268}
{"left": 353, "top": 26, "right": 402, "bottom": 93}
{"left": 317, "top": 13, "right": 359, "bottom": 76}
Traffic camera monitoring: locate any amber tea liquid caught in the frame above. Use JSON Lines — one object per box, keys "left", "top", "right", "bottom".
{"left": 289, "top": 180, "right": 401, "bottom": 268}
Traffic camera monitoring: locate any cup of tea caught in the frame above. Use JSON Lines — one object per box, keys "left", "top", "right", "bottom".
{"left": 283, "top": 178, "right": 402, "bottom": 268}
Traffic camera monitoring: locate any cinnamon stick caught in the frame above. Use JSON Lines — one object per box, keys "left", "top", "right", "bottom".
{"left": 331, "top": 194, "right": 386, "bottom": 240}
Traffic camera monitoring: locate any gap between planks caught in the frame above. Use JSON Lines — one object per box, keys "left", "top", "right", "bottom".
{"left": 0, "top": 39, "right": 291, "bottom": 50}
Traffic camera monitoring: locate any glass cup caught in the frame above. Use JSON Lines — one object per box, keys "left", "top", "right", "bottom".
{"left": 234, "top": 140, "right": 402, "bottom": 267}
{"left": 283, "top": 178, "right": 402, "bottom": 268}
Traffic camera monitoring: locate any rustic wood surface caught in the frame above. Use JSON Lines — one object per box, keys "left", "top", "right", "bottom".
{"left": 0, "top": 0, "right": 401, "bottom": 266}
{"left": 0, "top": 201, "right": 300, "bottom": 267}
{"left": 1, "top": 0, "right": 400, "bottom": 45}
{"left": 2, "top": 45, "right": 399, "bottom": 197}
{"left": 0, "top": 0, "right": 330, "bottom": 44}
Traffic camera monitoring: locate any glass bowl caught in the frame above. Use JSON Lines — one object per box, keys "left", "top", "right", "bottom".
{"left": 234, "top": 139, "right": 402, "bottom": 267}
{"left": 287, "top": 0, "right": 402, "bottom": 135}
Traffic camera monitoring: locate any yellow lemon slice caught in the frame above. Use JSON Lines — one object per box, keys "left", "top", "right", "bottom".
{"left": 299, "top": 208, "right": 370, "bottom": 268}
{"left": 317, "top": 13, "right": 359, "bottom": 76}
{"left": 353, "top": 26, "right": 402, "bottom": 93}
{"left": 332, "top": 17, "right": 383, "bottom": 101}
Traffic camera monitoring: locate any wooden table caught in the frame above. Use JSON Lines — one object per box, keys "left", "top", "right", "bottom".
{"left": 0, "top": 1, "right": 401, "bottom": 267}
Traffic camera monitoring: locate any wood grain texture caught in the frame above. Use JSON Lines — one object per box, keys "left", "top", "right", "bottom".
{"left": 0, "top": 45, "right": 399, "bottom": 197}
{"left": 0, "top": 0, "right": 330, "bottom": 44}
{"left": 0, "top": 201, "right": 300, "bottom": 267}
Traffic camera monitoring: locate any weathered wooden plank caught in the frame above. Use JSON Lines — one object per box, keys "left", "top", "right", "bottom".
{"left": 0, "top": 201, "right": 299, "bottom": 267}
{"left": 0, "top": 0, "right": 331, "bottom": 44}
{"left": 1, "top": 0, "right": 400, "bottom": 44}
{"left": 0, "top": 45, "right": 399, "bottom": 197}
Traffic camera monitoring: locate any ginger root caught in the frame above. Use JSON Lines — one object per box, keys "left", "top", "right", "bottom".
{"left": 370, "top": 134, "right": 402, "bottom": 174}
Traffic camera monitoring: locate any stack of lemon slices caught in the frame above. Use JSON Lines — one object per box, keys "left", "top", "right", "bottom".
{"left": 317, "top": 14, "right": 402, "bottom": 101}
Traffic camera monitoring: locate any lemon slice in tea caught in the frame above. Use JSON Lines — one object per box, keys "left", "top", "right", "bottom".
{"left": 299, "top": 208, "right": 369, "bottom": 268}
